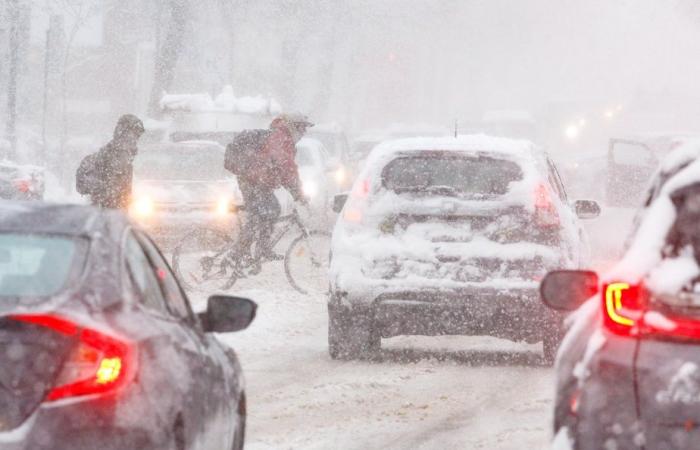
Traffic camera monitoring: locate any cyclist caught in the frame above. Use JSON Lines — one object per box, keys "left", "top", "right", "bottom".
{"left": 236, "top": 113, "right": 313, "bottom": 272}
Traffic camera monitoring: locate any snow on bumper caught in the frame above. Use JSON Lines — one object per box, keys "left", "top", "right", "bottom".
{"left": 331, "top": 282, "right": 562, "bottom": 342}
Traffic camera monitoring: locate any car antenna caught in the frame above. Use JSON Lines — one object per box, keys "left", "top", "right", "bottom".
{"left": 454, "top": 119, "right": 458, "bottom": 138}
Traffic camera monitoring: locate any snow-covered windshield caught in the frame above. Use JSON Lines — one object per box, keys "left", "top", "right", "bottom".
{"left": 383, "top": 154, "right": 523, "bottom": 196}
{"left": 134, "top": 146, "right": 229, "bottom": 181}
{"left": 0, "top": 234, "right": 86, "bottom": 298}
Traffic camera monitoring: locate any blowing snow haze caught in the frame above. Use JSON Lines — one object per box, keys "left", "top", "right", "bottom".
{"left": 3, "top": 0, "right": 700, "bottom": 137}
{"left": 7, "top": 1, "right": 700, "bottom": 450}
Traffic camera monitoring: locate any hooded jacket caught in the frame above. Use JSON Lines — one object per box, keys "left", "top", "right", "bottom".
{"left": 237, "top": 118, "right": 304, "bottom": 201}
{"left": 91, "top": 115, "right": 144, "bottom": 209}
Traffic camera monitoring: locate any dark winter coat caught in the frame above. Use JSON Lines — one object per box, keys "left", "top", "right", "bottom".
{"left": 91, "top": 115, "right": 143, "bottom": 210}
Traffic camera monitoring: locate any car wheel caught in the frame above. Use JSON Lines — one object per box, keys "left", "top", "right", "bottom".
{"left": 232, "top": 392, "right": 246, "bottom": 450}
{"left": 328, "top": 301, "right": 379, "bottom": 360}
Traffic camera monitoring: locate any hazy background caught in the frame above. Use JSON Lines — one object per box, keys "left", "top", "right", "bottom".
{"left": 3, "top": 0, "right": 700, "bottom": 159}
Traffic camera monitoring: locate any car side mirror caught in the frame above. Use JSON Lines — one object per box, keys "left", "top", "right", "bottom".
{"left": 540, "top": 270, "right": 599, "bottom": 311}
{"left": 574, "top": 200, "right": 601, "bottom": 219}
{"left": 333, "top": 193, "right": 349, "bottom": 213}
{"left": 198, "top": 295, "right": 257, "bottom": 333}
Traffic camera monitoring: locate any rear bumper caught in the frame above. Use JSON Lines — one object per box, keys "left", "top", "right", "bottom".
{"left": 333, "top": 287, "right": 563, "bottom": 342}
{"left": 566, "top": 334, "right": 639, "bottom": 449}
{"left": 0, "top": 389, "right": 170, "bottom": 450}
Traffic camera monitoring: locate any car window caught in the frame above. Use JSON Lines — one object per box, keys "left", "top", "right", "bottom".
{"left": 124, "top": 234, "right": 169, "bottom": 314}
{"left": 0, "top": 234, "right": 87, "bottom": 299}
{"left": 611, "top": 142, "right": 655, "bottom": 167}
{"left": 135, "top": 231, "right": 194, "bottom": 320}
{"left": 383, "top": 154, "right": 523, "bottom": 196}
{"left": 134, "top": 145, "right": 229, "bottom": 181}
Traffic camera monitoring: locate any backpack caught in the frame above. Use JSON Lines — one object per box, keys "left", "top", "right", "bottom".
{"left": 75, "top": 152, "right": 102, "bottom": 196}
{"left": 224, "top": 130, "right": 271, "bottom": 176}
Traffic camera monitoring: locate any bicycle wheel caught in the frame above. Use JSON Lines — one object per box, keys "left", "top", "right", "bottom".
{"left": 172, "top": 228, "right": 240, "bottom": 293}
{"left": 284, "top": 230, "right": 331, "bottom": 295}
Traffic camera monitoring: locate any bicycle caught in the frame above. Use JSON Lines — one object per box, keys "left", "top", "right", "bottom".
{"left": 172, "top": 208, "right": 331, "bottom": 295}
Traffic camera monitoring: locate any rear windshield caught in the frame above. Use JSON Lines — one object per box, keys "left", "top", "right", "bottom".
{"left": 135, "top": 146, "right": 230, "bottom": 181}
{"left": 0, "top": 234, "right": 87, "bottom": 298}
{"left": 382, "top": 154, "right": 523, "bottom": 196}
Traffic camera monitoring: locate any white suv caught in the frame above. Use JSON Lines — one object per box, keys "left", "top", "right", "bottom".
{"left": 328, "top": 135, "right": 600, "bottom": 361}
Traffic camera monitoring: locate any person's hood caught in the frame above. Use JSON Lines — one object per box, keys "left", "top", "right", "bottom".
{"left": 113, "top": 114, "right": 145, "bottom": 141}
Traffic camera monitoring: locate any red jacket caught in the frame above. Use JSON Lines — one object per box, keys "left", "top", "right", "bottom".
{"left": 239, "top": 125, "right": 304, "bottom": 201}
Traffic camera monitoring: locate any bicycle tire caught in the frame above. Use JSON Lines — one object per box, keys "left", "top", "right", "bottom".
{"left": 172, "top": 228, "right": 239, "bottom": 292}
{"left": 284, "top": 230, "right": 331, "bottom": 295}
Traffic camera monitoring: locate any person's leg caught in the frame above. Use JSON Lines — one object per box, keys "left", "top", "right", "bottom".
{"left": 256, "top": 189, "right": 282, "bottom": 261}
{"left": 235, "top": 181, "right": 264, "bottom": 262}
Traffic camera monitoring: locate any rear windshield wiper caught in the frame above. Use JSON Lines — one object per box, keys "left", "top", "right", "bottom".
{"left": 424, "top": 185, "right": 459, "bottom": 196}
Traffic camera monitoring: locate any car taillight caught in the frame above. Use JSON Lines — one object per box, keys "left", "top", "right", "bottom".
{"left": 601, "top": 284, "right": 700, "bottom": 341}
{"left": 343, "top": 178, "right": 370, "bottom": 224}
{"left": 602, "top": 283, "right": 646, "bottom": 335}
{"left": 534, "top": 183, "right": 560, "bottom": 228}
{"left": 13, "top": 179, "right": 31, "bottom": 193}
{"left": 10, "top": 314, "right": 136, "bottom": 402}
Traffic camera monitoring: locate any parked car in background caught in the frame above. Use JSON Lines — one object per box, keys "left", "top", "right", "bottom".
{"left": 606, "top": 133, "right": 696, "bottom": 207}
{"left": 540, "top": 140, "right": 700, "bottom": 449}
{"left": 350, "top": 124, "right": 451, "bottom": 171}
{"left": 0, "top": 161, "right": 45, "bottom": 201}
{"left": 329, "top": 136, "right": 600, "bottom": 362}
{"left": 131, "top": 141, "right": 240, "bottom": 246}
{"left": 0, "top": 202, "right": 254, "bottom": 449}
{"left": 296, "top": 138, "right": 333, "bottom": 212}
{"left": 307, "top": 123, "right": 354, "bottom": 191}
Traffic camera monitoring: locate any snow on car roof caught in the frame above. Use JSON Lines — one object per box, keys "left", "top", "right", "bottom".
{"left": 365, "top": 134, "right": 540, "bottom": 167}
{"left": 0, "top": 202, "right": 114, "bottom": 236}
{"left": 607, "top": 139, "right": 700, "bottom": 288}
{"left": 160, "top": 85, "right": 282, "bottom": 116}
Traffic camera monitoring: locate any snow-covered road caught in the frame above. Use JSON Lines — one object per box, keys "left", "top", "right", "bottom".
{"left": 186, "top": 207, "right": 632, "bottom": 449}
{"left": 190, "top": 265, "right": 552, "bottom": 449}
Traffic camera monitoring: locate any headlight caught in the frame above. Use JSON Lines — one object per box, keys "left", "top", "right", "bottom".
{"left": 564, "top": 123, "right": 580, "bottom": 141}
{"left": 131, "top": 196, "right": 154, "bottom": 217}
{"left": 216, "top": 197, "right": 232, "bottom": 216}
{"left": 334, "top": 166, "right": 347, "bottom": 185}
{"left": 303, "top": 180, "right": 318, "bottom": 198}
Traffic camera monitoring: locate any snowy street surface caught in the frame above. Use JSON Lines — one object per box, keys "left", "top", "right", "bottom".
{"left": 183, "top": 206, "right": 630, "bottom": 449}
{"left": 201, "top": 268, "right": 552, "bottom": 450}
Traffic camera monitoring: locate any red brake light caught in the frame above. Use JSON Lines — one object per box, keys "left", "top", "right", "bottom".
{"left": 602, "top": 283, "right": 645, "bottom": 335}
{"left": 10, "top": 314, "right": 136, "bottom": 402}
{"left": 534, "top": 183, "right": 560, "bottom": 228}
{"left": 343, "top": 178, "right": 370, "bottom": 224}
{"left": 13, "top": 179, "right": 31, "bottom": 193}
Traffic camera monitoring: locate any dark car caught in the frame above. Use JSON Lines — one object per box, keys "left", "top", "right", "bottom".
{"left": 0, "top": 162, "right": 44, "bottom": 201}
{"left": 541, "top": 141, "right": 700, "bottom": 449}
{"left": 328, "top": 136, "right": 600, "bottom": 362}
{"left": 0, "top": 202, "right": 254, "bottom": 450}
